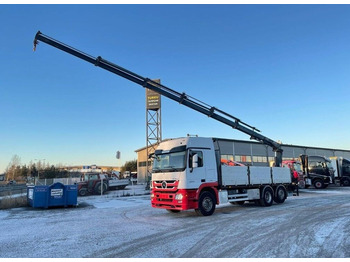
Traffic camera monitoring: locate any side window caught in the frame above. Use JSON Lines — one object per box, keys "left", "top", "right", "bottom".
{"left": 189, "top": 150, "right": 203, "bottom": 168}
{"left": 309, "top": 161, "right": 317, "bottom": 169}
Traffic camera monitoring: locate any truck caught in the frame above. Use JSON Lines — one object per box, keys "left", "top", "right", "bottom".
{"left": 151, "top": 137, "right": 291, "bottom": 216}
{"left": 33, "top": 32, "right": 294, "bottom": 215}
{"left": 107, "top": 175, "right": 129, "bottom": 190}
{"left": 329, "top": 157, "right": 350, "bottom": 186}
{"left": 299, "top": 155, "right": 332, "bottom": 189}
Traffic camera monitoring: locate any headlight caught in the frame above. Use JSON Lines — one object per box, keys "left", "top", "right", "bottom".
{"left": 175, "top": 193, "right": 183, "bottom": 200}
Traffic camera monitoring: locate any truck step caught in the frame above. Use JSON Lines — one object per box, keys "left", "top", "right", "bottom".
{"left": 227, "top": 193, "right": 249, "bottom": 198}
{"left": 228, "top": 197, "right": 250, "bottom": 203}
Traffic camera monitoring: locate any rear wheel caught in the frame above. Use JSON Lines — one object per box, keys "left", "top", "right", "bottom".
{"left": 195, "top": 191, "right": 216, "bottom": 216}
{"left": 94, "top": 182, "right": 108, "bottom": 194}
{"left": 78, "top": 188, "right": 88, "bottom": 196}
{"left": 274, "top": 185, "right": 287, "bottom": 204}
{"left": 259, "top": 186, "right": 274, "bottom": 207}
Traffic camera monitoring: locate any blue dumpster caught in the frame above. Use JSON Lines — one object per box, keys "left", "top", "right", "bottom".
{"left": 27, "top": 182, "right": 78, "bottom": 208}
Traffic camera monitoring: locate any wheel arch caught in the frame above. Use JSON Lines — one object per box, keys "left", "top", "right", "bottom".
{"left": 196, "top": 182, "right": 219, "bottom": 204}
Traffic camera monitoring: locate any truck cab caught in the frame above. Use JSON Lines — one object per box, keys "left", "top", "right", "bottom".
{"left": 305, "top": 156, "right": 334, "bottom": 189}
{"left": 151, "top": 137, "right": 218, "bottom": 212}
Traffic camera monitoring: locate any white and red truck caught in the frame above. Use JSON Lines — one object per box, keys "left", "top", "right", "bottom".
{"left": 151, "top": 137, "right": 292, "bottom": 216}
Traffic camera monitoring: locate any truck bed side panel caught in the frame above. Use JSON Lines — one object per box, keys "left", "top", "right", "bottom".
{"left": 221, "top": 166, "right": 248, "bottom": 186}
{"left": 249, "top": 166, "right": 272, "bottom": 184}
{"left": 271, "top": 167, "right": 291, "bottom": 183}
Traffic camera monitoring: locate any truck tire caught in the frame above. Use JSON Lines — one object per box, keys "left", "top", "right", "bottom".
{"left": 298, "top": 180, "right": 305, "bottom": 189}
{"left": 342, "top": 178, "right": 350, "bottom": 187}
{"left": 313, "top": 179, "right": 324, "bottom": 189}
{"left": 195, "top": 191, "right": 216, "bottom": 216}
{"left": 259, "top": 186, "right": 274, "bottom": 207}
{"left": 78, "top": 188, "right": 88, "bottom": 196}
{"left": 94, "top": 182, "right": 108, "bottom": 194}
{"left": 274, "top": 185, "right": 287, "bottom": 204}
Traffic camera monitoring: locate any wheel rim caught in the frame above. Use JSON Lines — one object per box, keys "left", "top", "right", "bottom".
{"left": 315, "top": 182, "right": 322, "bottom": 188}
{"left": 278, "top": 188, "right": 285, "bottom": 200}
{"left": 202, "top": 196, "right": 213, "bottom": 212}
{"left": 265, "top": 191, "right": 272, "bottom": 203}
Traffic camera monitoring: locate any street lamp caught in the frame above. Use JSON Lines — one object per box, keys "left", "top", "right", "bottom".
{"left": 34, "top": 158, "right": 46, "bottom": 185}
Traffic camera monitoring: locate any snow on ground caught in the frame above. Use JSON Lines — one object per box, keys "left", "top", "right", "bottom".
{"left": 1, "top": 184, "right": 350, "bottom": 258}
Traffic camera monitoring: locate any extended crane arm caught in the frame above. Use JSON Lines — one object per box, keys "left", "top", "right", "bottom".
{"left": 33, "top": 31, "right": 283, "bottom": 166}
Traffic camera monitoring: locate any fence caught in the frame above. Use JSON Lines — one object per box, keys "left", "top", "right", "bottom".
{"left": 35, "top": 177, "right": 81, "bottom": 186}
{"left": 0, "top": 184, "right": 27, "bottom": 198}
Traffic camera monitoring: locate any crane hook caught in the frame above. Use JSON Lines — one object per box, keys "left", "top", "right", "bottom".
{"left": 33, "top": 39, "right": 38, "bottom": 52}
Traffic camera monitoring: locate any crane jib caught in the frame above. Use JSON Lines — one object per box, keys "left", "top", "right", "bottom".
{"left": 33, "top": 31, "right": 283, "bottom": 165}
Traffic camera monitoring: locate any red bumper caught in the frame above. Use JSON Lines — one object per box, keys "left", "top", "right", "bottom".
{"left": 151, "top": 181, "right": 197, "bottom": 210}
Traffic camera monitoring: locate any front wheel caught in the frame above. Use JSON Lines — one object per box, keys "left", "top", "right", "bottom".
{"left": 78, "top": 188, "right": 88, "bottom": 196}
{"left": 313, "top": 179, "right": 324, "bottom": 189}
{"left": 195, "top": 191, "right": 216, "bottom": 216}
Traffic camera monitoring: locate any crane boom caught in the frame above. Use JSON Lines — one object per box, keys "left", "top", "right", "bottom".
{"left": 33, "top": 31, "right": 283, "bottom": 166}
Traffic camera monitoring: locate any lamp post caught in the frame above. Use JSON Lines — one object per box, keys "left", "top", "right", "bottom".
{"left": 116, "top": 151, "right": 121, "bottom": 176}
{"left": 34, "top": 158, "right": 46, "bottom": 185}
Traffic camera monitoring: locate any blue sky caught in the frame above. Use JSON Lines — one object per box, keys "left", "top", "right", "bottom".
{"left": 1, "top": 5, "right": 350, "bottom": 172}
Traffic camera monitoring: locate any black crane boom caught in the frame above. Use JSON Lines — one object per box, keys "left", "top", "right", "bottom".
{"left": 33, "top": 31, "right": 283, "bottom": 166}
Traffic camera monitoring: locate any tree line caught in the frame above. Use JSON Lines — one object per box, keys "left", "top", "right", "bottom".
{"left": 4, "top": 155, "right": 68, "bottom": 182}
{"left": 4, "top": 155, "right": 138, "bottom": 182}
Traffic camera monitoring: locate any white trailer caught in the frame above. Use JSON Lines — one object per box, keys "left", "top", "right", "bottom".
{"left": 151, "top": 137, "right": 292, "bottom": 216}
{"left": 330, "top": 157, "right": 350, "bottom": 186}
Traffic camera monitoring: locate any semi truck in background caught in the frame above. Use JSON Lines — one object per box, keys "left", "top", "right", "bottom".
{"left": 151, "top": 137, "right": 292, "bottom": 216}
{"left": 299, "top": 155, "right": 332, "bottom": 189}
{"left": 330, "top": 157, "right": 350, "bottom": 186}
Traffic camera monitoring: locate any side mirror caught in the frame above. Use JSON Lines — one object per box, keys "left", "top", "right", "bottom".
{"left": 192, "top": 154, "right": 198, "bottom": 169}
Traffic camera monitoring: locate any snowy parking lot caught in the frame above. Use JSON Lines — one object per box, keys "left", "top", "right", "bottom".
{"left": 1, "top": 184, "right": 350, "bottom": 258}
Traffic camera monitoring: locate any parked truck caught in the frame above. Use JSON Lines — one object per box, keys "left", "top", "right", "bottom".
{"left": 299, "top": 155, "right": 332, "bottom": 189}
{"left": 330, "top": 157, "right": 350, "bottom": 186}
{"left": 151, "top": 137, "right": 291, "bottom": 216}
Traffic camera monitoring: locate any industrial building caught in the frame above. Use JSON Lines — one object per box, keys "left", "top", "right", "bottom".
{"left": 135, "top": 137, "right": 350, "bottom": 184}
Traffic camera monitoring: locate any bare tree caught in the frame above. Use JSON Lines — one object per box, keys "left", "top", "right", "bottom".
{"left": 6, "top": 154, "right": 21, "bottom": 181}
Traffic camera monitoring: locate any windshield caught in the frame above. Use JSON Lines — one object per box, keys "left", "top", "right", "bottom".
{"left": 152, "top": 150, "right": 186, "bottom": 173}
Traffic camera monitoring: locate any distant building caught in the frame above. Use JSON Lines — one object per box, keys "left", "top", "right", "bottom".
{"left": 63, "top": 165, "right": 120, "bottom": 174}
{"left": 0, "top": 173, "right": 5, "bottom": 181}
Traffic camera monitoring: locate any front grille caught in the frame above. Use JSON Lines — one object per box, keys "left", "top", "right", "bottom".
{"left": 153, "top": 180, "right": 178, "bottom": 190}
